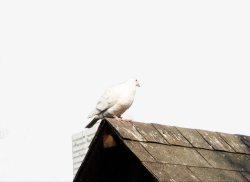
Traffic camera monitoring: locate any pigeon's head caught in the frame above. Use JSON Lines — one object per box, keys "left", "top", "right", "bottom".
{"left": 128, "top": 78, "right": 140, "bottom": 87}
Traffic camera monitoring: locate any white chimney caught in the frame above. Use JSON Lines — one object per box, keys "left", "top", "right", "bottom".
{"left": 72, "top": 123, "right": 99, "bottom": 176}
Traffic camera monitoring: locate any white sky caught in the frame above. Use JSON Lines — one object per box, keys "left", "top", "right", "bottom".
{"left": 0, "top": 0, "right": 250, "bottom": 181}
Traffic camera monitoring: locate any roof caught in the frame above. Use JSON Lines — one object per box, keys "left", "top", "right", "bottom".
{"left": 75, "top": 119, "right": 250, "bottom": 182}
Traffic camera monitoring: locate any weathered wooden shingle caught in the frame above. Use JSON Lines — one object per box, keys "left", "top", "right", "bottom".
{"left": 177, "top": 126, "right": 213, "bottom": 150}
{"left": 153, "top": 124, "right": 192, "bottom": 147}
{"left": 198, "top": 149, "right": 250, "bottom": 172}
{"left": 132, "top": 122, "right": 168, "bottom": 144}
{"left": 107, "top": 118, "right": 146, "bottom": 141}
{"left": 141, "top": 142, "right": 210, "bottom": 167}
{"left": 189, "top": 167, "right": 248, "bottom": 182}
{"left": 241, "top": 172, "right": 250, "bottom": 181}
{"left": 197, "top": 129, "right": 235, "bottom": 152}
{"left": 220, "top": 133, "right": 250, "bottom": 155}
{"left": 143, "top": 162, "right": 200, "bottom": 182}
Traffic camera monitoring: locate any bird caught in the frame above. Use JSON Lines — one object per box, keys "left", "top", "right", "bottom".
{"left": 85, "top": 78, "right": 140, "bottom": 128}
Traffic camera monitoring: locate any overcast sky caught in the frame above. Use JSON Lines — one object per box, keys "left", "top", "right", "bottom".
{"left": 1, "top": 0, "right": 250, "bottom": 181}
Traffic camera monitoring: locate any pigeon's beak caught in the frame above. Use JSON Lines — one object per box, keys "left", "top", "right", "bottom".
{"left": 136, "top": 81, "right": 140, "bottom": 87}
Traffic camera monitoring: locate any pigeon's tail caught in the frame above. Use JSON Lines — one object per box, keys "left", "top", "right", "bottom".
{"left": 85, "top": 117, "right": 100, "bottom": 128}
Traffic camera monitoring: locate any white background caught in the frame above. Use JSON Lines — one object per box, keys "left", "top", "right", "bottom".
{"left": 0, "top": 0, "right": 250, "bottom": 181}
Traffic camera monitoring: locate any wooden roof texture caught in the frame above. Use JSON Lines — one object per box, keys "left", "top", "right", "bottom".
{"left": 106, "top": 118, "right": 250, "bottom": 182}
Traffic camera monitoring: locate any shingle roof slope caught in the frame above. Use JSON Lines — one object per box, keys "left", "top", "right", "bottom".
{"left": 106, "top": 118, "right": 250, "bottom": 182}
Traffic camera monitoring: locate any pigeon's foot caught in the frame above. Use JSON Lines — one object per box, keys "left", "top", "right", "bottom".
{"left": 113, "top": 116, "right": 132, "bottom": 124}
{"left": 122, "top": 118, "right": 132, "bottom": 123}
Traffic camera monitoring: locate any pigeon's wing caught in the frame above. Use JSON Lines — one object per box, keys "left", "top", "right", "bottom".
{"left": 96, "top": 88, "right": 118, "bottom": 111}
{"left": 88, "top": 86, "right": 119, "bottom": 118}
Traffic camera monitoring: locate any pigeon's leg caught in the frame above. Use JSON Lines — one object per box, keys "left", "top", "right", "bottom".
{"left": 115, "top": 116, "right": 132, "bottom": 123}
{"left": 114, "top": 115, "right": 122, "bottom": 122}
{"left": 122, "top": 118, "right": 132, "bottom": 123}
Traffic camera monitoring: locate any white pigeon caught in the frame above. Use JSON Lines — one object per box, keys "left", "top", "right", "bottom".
{"left": 85, "top": 78, "right": 140, "bottom": 128}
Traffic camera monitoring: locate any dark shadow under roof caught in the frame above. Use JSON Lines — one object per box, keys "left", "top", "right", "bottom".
{"left": 75, "top": 119, "right": 250, "bottom": 182}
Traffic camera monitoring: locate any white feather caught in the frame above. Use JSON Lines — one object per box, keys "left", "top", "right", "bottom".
{"left": 86, "top": 78, "right": 139, "bottom": 128}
